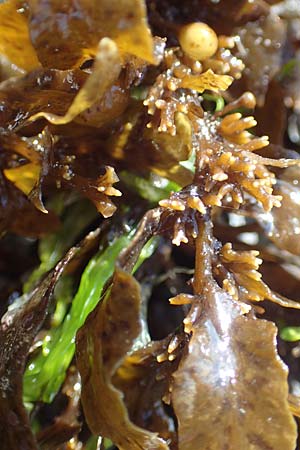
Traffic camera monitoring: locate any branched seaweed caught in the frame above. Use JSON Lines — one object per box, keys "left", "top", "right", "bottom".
{"left": 1, "top": 1, "right": 300, "bottom": 449}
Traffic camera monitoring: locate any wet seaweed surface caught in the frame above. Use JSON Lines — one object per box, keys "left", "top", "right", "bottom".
{"left": 1, "top": 0, "right": 300, "bottom": 449}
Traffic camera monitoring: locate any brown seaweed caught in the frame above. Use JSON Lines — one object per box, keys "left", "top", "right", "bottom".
{"left": 1, "top": 1, "right": 300, "bottom": 449}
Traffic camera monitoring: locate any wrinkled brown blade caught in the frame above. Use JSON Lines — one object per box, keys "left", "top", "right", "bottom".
{"left": 172, "top": 281, "right": 297, "bottom": 450}
{"left": 235, "top": 13, "right": 286, "bottom": 106}
{"left": 27, "top": 0, "right": 155, "bottom": 68}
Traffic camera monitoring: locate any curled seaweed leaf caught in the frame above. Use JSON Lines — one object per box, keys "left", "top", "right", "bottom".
{"left": 0, "top": 228, "right": 98, "bottom": 449}
{"left": 28, "top": 38, "right": 122, "bottom": 126}
{"left": 0, "top": 68, "right": 87, "bottom": 132}
{"left": 76, "top": 268, "right": 169, "bottom": 450}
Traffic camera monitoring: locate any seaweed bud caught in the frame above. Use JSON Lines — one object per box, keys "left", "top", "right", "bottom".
{"left": 178, "top": 22, "right": 218, "bottom": 61}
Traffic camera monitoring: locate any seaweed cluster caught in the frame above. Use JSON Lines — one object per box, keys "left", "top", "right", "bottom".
{"left": 1, "top": 0, "right": 300, "bottom": 449}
